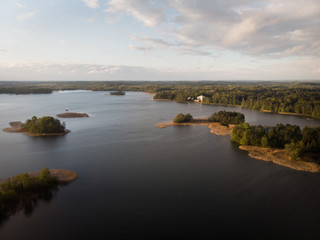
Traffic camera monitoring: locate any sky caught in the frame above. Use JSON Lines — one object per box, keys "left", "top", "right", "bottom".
{"left": 0, "top": 0, "right": 319, "bottom": 81}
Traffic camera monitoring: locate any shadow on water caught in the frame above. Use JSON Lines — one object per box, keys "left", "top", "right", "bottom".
{"left": 0, "top": 187, "right": 58, "bottom": 226}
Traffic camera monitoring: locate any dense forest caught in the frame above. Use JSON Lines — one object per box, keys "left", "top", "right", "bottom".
{"left": 0, "top": 168, "right": 58, "bottom": 219}
{"left": 22, "top": 116, "right": 66, "bottom": 134}
{"left": 1, "top": 81, "right": 320, "bottom": 117}
{"left": 231, "top": 123, "right": 320, "bottom": 160}
{"left": 208, "top": 111, "right": 245, "bottom": 125}
{"left": 153, "top": 82, "right": 320, "bottom": 117}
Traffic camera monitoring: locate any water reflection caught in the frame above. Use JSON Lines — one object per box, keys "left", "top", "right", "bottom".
{"left": 0, "top": 187, "right": 58, "bottom": 226}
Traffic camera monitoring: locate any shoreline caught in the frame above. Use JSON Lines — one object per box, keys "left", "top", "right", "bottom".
{"left": 153, "top": 99, "right": 172, "bottom": 101}
{"left": 239, "top": 145, "right": 320, "bottom": 173}
{"left": 155, "top": 119, "right": 235, "bottom": 136}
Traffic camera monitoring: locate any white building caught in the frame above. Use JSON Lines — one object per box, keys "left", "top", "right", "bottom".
{"left": 197, "top": 95, "right": 205, "bottom": 102}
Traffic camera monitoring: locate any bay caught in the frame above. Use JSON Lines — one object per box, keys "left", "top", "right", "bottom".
{"left": 0, "top": 91, "right": 320, "bottom": 239}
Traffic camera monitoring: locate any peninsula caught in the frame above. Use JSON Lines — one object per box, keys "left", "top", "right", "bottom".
{"left": 155, "top": 111, "right": 244, "bottom": 136}
{"left": 156, "top": 111, "right": 320, "bottom": 172}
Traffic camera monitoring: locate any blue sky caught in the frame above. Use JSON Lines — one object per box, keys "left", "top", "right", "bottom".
{"left": 0, "top": 0, "right": 319, "bottom": 81}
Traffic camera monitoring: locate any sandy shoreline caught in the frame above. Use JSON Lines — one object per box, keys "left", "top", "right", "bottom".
{"left": 153, "top": 99, "right": 172, "bottom": 101}
{"left": 239, "top": 145, "right": 320, "bottom": 173}
{"left": 155, "top": 119, "right": 235, "bottom": 136}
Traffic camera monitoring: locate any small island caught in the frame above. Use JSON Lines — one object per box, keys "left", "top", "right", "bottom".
{"left": 0, "top": 168, "right": 77, "bottom": 221}
{"left": 56, "top": 112, "right": 89, "bottom": 118}
{"left": 109, "top": 91, "right": 125, "bottom": 96}
{"left": 3, "top": 116, "right": 70, "bottom": 136}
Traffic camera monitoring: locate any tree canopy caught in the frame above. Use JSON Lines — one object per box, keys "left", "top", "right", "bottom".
{"left": 173, "top": 113, "right": 193, "bottom": 123}
{"left": 21, "top": 116, "right": 65, "bottom": 134}
{"left": 208, "top": 111, "right": 245, "bottom": 125}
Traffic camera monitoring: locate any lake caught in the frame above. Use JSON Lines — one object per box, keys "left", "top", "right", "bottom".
{"left": 0, "top": 91, "right": 320, "bottom": 239}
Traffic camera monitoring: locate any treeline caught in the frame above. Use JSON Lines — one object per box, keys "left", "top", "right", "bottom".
{"left": 173, "top": 111, "right": 244, "bottom": 125}
{"left": 0, "top": 168, "right": 58, "bottom": 219}
{"left": 208, "top": 111, "right": 245, "bottom": 125}
{"left": 231, "top": 123, "right": 320, "bottom": 159}
{"left": 22, "top": 116, "right": 65, "bottom": 134}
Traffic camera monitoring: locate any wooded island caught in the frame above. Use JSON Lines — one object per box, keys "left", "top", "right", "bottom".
{"left": 3, "top": 116, "right": 69, "bottom": 136}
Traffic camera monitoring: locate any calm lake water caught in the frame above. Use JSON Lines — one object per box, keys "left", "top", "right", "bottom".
{"left": 0, "top": 91, "right": 320, "bottom": 239}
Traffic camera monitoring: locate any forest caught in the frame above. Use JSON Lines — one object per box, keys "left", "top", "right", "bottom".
{"left": 22, "top": 116, "right": 66, "bottom": 134}
{"left": 231, "top": 123, "right": 320, "bottom": 160}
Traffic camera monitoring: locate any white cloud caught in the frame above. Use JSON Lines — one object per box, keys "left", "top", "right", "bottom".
{"left": 82, "top": 0, "right": 99, "bottom": 9}
{"left": 128, "top": 45, "right": 154, "bottom": 52}
{"left": 0, "top": 49, "right": 6, "bottom": 54}
{"left": 15, "top": 3, "right": 26, "bottom": 8}
{"left": 17, "top": 11, "right": 38, "bottom": 21}
{"left": 106, "top": 0, "right": 167, "bottom": 26}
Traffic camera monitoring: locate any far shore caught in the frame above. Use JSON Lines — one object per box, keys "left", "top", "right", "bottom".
{"left": 151, "top": 97, "right": 320, "bottom": 120}
{"left": 155, "top": 118, "right": 235, "bottom": 136}
{"left": 239, "top": 145, "right": 320, "bottom": 173}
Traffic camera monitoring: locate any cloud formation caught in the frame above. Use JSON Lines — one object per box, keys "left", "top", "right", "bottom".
{"left": 107, "top": 0, "right": 320, "bottom": 58}
{"left": 1, "top": 60, "right": 319, "bottom": 81}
